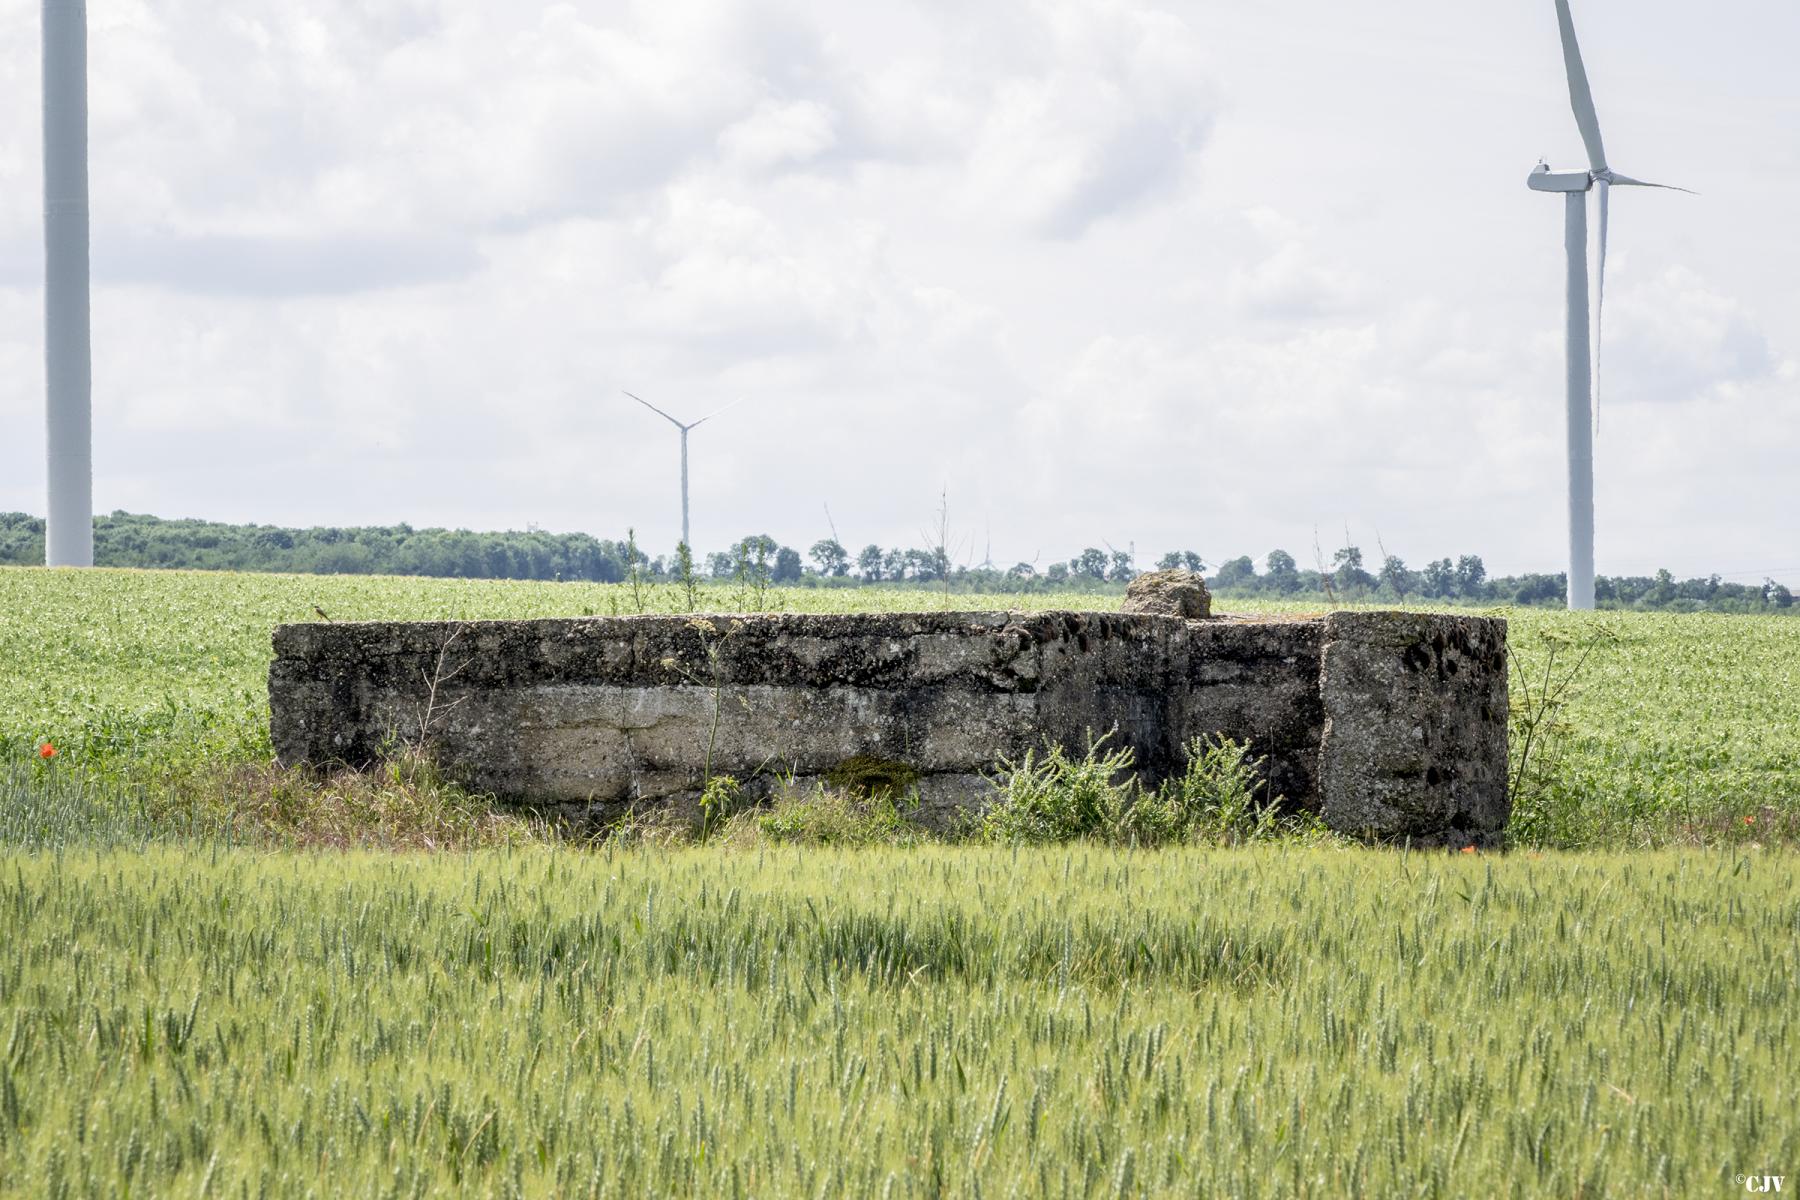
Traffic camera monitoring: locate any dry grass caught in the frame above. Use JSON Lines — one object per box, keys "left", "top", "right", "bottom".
{"left": 212, "top": 752, "right": 556, "bottom": 850}
{"left": 8, "top": 749, "right": 557, "bottom": 853}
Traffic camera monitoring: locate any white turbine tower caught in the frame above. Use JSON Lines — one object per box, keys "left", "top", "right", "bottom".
{"left": 43, "top": 0, "right": 93, "bottom": 567}
{"left": 624, "top": 391, "right": 743, "bottom": 553}
{"left": 1528, "top": 0, "right": 1688, "bottom": 610}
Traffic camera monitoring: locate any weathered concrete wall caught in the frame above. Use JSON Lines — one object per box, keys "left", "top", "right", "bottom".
{"left": 1318, "top": 613, "right": 1510, "bottom": 842}
{"left": 269, "top": 608, "right": 1508, "bottom": 843}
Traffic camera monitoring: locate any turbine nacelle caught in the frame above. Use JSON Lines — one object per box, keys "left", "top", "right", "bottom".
{"left": 1528, "top": 164, "right": 1593, "bottom": 193}
{"left": 1527, "top": 163, "right": 1690, "bottom": 194}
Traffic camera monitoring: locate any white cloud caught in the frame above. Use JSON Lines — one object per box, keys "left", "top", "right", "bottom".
{"left": 1229, "top": 240, "right": 1360, "bottom": 320}
{"left": 718, "top": 100, "right": 839, "bottom": 173}
{"left": 929, "top": 0, "right": 1215, "bottom": 236}
{"left": 1605, "top": 266, "right": 1781, "bottom": 404}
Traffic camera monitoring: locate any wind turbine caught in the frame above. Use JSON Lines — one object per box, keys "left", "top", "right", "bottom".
{"left": 1528, "top": 0, "right": 1688, "bottom": 610}
{"left": 42, "top": 0, "right": 93, "bottom": 567}
{"left": 623, "top": 391, "right": 743, "bottom": 552}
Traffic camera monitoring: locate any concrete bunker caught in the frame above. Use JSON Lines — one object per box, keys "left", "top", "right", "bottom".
{"left": 269, "top": 597, "right": 1510, "bottom": 845}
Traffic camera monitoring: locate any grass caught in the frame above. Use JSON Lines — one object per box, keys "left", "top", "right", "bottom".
{"left": 2, "top": 567, "right": 1797, "bottom": 1195}
{"left": 0, "top": 842, "right": 1793, "bottom": 1197}
{"left": 4, "top": 566, "right": 1798, "bottom": 846}
{"left": 0, "top": 568, "right": 1105, "bottom": 775}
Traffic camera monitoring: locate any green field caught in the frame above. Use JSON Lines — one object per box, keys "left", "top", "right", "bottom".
{"left": 3, "top": 566, "right": 1797, "bottom": 846}
{"left": 1, "top": 844, "right": 1795, "bottom": 1197}
{"left": 3, "top": 566, "right": 1797, "bottom": 1196}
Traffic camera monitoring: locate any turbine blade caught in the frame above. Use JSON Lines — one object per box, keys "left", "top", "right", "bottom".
{"left": 1594, "top": 179, "right": 1607, "bottom": 442}
{"left": 1607, "top": 173, "right": 1697, "bottom": 194}
{"left": 1555, "top": 0, "right": 1608, "bottom": 173}
{"left": 623, "top": 390, "right": 686, "bottom": 428}
{"left": 689, "top": 396, "right": 747, "bottom": 429}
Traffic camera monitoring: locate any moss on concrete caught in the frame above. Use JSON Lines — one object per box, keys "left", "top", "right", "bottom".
{"left": 827, "top": 755, "right": 920, "bottom": 800}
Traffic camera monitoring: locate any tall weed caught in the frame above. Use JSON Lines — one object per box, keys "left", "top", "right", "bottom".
{"left": 978, "top": 735, "right": 1137, "bottom": 843}
{"left": 1123, "top": 736, "right": 1291, "bottom": 846}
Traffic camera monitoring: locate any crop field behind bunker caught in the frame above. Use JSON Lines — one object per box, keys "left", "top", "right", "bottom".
{"left": 2, "top": 567, "right": 1798, "bottom": 1196}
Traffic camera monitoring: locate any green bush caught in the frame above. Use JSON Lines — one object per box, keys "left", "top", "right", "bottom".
{"left": 1123, "top": 736, "right": 1284, "bottom": 846}
{"left": 748, "top": 783, "right": 922, "bottom": 847}
{"left": 977, "top": 735, "right": 1137, "bottom": 843}
{"left": 698, "top": 773, "right": 745, "bottom": 840}
{"left": 980, "top": 734, "right": 1327, "bottom": 848}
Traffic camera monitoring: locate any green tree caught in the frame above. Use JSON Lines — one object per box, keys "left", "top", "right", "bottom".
{"left": 734, "top": 536, "right": 777, "bottom": 590}
{"left": 1071, "top": 548, "right": 1108, "bottom": 580}
{"left": 1455, "top": 555, "right": 1487, "bottom": 599}
{"left": 809, "top": 538, "right": 849, "bottom": 577}
{"left": 904, "top": 549, "right": 941, "bottom": 581}
{"left": 1379, "top": 555, "right": 1411, "bottom": 598}
{"left": 1158, "top": 550, "right": 1206, "bottom": 573}
{"left": 1265, "top": 549, "right": 1298, "bottom": 594}
{"left": 1214, "top": 556, "right": 1256, "bottom": 589}
{"left": 856, "top": 544, "right": 885, "bottom": 581}
{"left": 1333, "top": 544, "right": 1372, "bottom": 594}
{"left": 1645, "top": 568, "right": 1677, "bottom": 608}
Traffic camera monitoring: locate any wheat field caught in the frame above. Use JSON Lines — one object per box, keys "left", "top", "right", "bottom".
{"left": 2, "top": 566, "right": 1796, "bottom": 1196}
{"left": 1, "top": 844, "right": 1794, "bottom": 1197}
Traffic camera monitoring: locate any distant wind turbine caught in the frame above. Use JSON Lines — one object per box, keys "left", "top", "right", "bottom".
{"left": 43, "top": 0, "right": 93, "bottom": 567}
{"left": 1528, "top": 0, "right": 1690, "bottom": 610}
{"left": 624, "top": 391, "right": 744, "bottom": 552}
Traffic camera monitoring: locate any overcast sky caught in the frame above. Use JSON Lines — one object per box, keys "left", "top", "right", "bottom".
{"left": 1, "top": 0, "right": 1796, "bottom": 582}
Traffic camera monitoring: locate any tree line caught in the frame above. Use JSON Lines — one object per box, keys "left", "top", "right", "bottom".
{"left": 1, "top": 511, "right": 1790, "bottom": 613}
{"left": 1186, "top": 546, "right": 1793, "bottom": 613}
{"left": 0, "top": 511, "right": 646, "bottom": 582}
{"left": 802, "top": 537, "right": 1792, "bottom": 613}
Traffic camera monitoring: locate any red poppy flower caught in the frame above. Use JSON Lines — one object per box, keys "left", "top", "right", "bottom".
{"left": 37, "top": 742, "right": 56, "bottom": 759}
{"left": 1744, "top": 815, "right": 1755, "bottom": 826}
